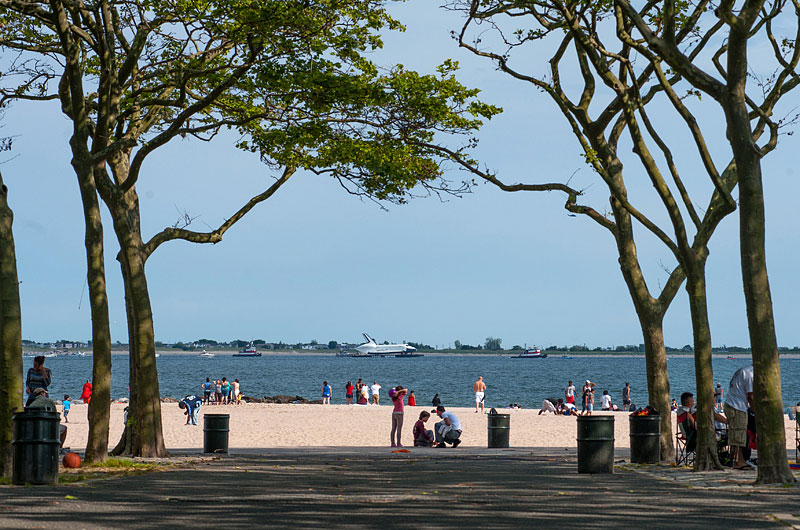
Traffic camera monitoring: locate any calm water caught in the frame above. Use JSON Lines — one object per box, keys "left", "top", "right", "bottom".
{"left": 31, "top": 354, "right": 800, "bottom": 411}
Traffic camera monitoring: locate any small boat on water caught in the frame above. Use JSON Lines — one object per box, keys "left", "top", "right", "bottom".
{"left": 233, "top": 345, "right": 262, "bottom": 357}
{"left": 511, "top": 348, "right": 548, "bottom": 359}
{"left": 199, "top": 350, "right": 215, "bottom": 358}
{"left": 560, "top": 354, "right": 573, "bottom": 359}
{"left": 725, "top": 355, "right": 736, "bottom": 360}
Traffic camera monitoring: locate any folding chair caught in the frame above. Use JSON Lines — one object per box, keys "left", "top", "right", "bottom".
{"left": 675, "top": 416, "right": 696, "bottom": 466}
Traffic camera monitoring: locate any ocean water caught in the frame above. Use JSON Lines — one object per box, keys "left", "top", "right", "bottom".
{"left": 30, "top": 354, "right": 800, "bottom": 411}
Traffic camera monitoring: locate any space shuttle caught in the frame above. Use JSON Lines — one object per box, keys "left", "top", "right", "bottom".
{"left": 355, "top": 333, "right": 417, "bottom": 355}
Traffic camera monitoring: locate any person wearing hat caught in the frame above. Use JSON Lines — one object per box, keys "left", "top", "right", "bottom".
{"left": 27, "top": 388, "right": 68, "bottom": 449}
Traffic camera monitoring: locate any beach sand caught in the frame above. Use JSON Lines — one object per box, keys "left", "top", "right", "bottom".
{"left": 58, "top": 402, "right": 799, "bottom": 452}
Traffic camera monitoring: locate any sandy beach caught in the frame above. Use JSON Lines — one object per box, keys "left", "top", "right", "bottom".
{"left": 57, "top": 402, "right": 799, "bottom": 452}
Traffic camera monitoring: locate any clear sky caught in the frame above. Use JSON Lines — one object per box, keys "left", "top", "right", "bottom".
{"left": 2, "top": 2, "right": 798, "bottom": 349}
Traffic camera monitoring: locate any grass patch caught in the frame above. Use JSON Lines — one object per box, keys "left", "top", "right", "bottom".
{"left": 85, "top": 457, "right": 162, "bottom": 471}
{"left": 0, "top": 477, "right": 11, "bottom": 485}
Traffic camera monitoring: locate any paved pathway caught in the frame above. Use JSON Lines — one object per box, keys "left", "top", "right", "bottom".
{"left": 2, "top": 448, "right": 799, "bottom": 528}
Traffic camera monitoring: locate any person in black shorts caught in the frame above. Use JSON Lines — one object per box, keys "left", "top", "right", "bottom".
{"left": 622, "top": 382, "right": 631, "bottom": 411}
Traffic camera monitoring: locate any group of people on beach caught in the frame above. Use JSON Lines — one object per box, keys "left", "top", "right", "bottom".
{"left": 384, "top": 384, "right": 463, "bottom": 449}
{"left": 335, "top": 379, "right": 419, "bottom": 407}
{"left": 200, "top": 376, "right": 242, "bottom": 406}
{"left": 539, "top": 380, "right": 635, "bottom": 417}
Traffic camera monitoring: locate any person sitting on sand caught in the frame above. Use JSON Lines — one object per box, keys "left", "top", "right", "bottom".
{"left": 413, "top": 410, "right": 435, "bottom": 447}
{"left": 432, "top": 394, "right": 441, "bottom": 407}
{"left": 433, "top": 406, "right": 462, "bottom": 448}
{"left": 179, "top": 394, "right": 202, "bottom": 426}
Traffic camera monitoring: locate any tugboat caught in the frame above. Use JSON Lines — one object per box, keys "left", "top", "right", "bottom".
{"left": 233, "top": 344, "right": 262, "bottom": 357}
{"left": 511, "top": 347, "right": 548, "bottom": 359}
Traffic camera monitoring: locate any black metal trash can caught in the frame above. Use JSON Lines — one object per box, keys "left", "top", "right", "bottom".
{"left": 12, "top": 409, "right": 61, "bottom": 485}
{"left": 577, "top": 415, "right": 614, "bottom": 473}
{"left": 629, "top": 413, "right": 661, "bottom": 464}
{"left": 203, "top": 414, "right": 230, "bottom": 454}
{"left": 487, "top": 408, "right": 510, "bottom": 448}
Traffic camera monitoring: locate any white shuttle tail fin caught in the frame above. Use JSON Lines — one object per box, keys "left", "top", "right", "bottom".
{"left": 363, "top": 333, "right": 376, "bottom": 344}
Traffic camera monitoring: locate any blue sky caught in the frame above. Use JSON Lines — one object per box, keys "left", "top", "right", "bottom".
{"left": 2, "top": 2, "right": 799, "bottom": 348}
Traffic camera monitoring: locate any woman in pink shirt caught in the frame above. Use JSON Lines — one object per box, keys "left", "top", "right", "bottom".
{"left": 389, "top": 385, "right": 408, "bottom": 447}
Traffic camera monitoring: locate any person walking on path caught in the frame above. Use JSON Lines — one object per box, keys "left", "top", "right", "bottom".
{"left": 725, "top": 365, "right": 754, "bottom": 470}
{"left": 25, "top": 355, "right": 52, "bottom": 405}
{"left": 473, "top": 376, "right": 486, "bottom": 413}
{"left": 371, "top": 381, "right": 382, "bottom": 405}
{"left": 389, "top": 386, "right": 408, "bottom": 447}
{"left": 322, "top": 381, "right": 332, "bottom": 404}
{"left": 565, "top": 381, "right": 576, "bottom": 405}
{"left": 622, "top": 382, "right": 631, "bottom": 411}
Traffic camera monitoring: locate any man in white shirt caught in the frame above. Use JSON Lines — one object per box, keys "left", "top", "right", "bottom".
{"left": 433, "top": 406, "right": 462, "bottom": 448}
{"left": 724, "top": 365, "right": 754, "bottom": 469}
{"left": 370, "top": 381, "right": 381, "bottom": 405}
{"left": 565, "top": 381, "right": 576, "bottom": 405}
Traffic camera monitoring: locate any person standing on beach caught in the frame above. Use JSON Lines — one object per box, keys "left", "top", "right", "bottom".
{"left": 473, "top": 376, "right": 486, "bottom": 413}
{"left": 389, "top": 386, "right": 408, "bottom": 447}
{"left": 714, "top": 383, "right": 724, "bottom": 413}
{"left": 25, "top": 355, "right": 52, "bottom": 405}
{"left": 371, "top": 381, "right": 381, "bottom": 405}
{"left": 345, "top": 381, "right": 354, "bottom": 405}
{"left": 359, "top": 383, "right": 369, "bottom": 405}
{"left": 565, "top": 380, "right": 576, "bottom": 405}
{"left": 201, "top": 378, "right": 214, "bottom": 405}
{"left": 80, "top": 379, "right": 93, "bottom": 404}
{"left": 725, "top": 365, "right": 754, "bottom": 470}
{"left": 322, "top": 381, "right": 332, "bottom": 404}
{"left": 215, "top": 379, "right": 223, "bottom": 404}
{"left": 408, "top": 390, "right": 416, "bottom": 407}
{"left": 233, "top": 379, "right": 241, "bottom": 405}
{"left": 581, "top": 381, "right": 595, "bottom": 416}
{"left": 62, "top": 395, "right": 71, "bottom": 423}
{"left": 221, "top": 377, "right": 231, "bottom": 404}
{"left": 622, "top": 382, "right": 631, "bottom": 411}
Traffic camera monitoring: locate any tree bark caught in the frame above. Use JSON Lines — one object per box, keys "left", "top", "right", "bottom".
{"left": 685, "top": 270, "right": 722, "bottom": 470}
{"left": 70, "top": 153, "right": 113, "bottom": 463}
{"left": 105, "top": 183, "right": 166, "bottom": 458}
{"left": 0, "top": 173, "right": 23, "bottom": 478}
{"left": 639, "top": 319, "right": 673, "bottom": 460}
{"left": 723, "top": 18, "right": 794, "bottom": 482}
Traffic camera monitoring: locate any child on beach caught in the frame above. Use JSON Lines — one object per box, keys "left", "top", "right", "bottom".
{"left": 234, "top": 379, "right": 242, "bottom": 405}
{"left": 322, "top": 381, "right": 332, "bottom": 404}
{"left": 389, "top": 385, "right": 408, "bottom": 447}
{"left": 413, "top": 410, "right": 435, "bottom": 447}
{"left": 62, "top": 395, "right": 71, "bottom": 423}
{"left": 408, "top": 390, "right": 416, "bottom": 407}
{"left": 345, "top": 381, "right": 354, "bottom": 405}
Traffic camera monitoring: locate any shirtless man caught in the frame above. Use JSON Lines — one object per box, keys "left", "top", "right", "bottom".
{"left": 473, "top": 376, "right": 486, "bottom": 413}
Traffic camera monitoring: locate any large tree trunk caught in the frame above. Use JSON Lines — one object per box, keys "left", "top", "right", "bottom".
{"left": 730, "top": 118, "right": 793, "bottom": 483}
{"left": 640, "top": 320, "right": 673, "bottom": 460}
{"left": 0, "top": 174, "right": 23, "bottom": 478}
{"left": 71, "top": 156, "right": 112, "bottom": 463}
{"left": 112, "top": 280, "right": 137, "bottom": 456}
{"left": 105, "top": 183, "right": 166, "bottom": 458}
{"left": 612, "top": 201, "right": 675, "bottom": 461}
{"left": 685, "top": 270, "right": 722, "bottom": 470}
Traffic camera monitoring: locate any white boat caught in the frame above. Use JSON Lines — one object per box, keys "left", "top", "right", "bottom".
{"left": 199, "top": 350, "right": 214, "bottom": 358}
{"left": 511, "top": 347, "right": 548, "bottom": 359}
{"left": 233, "top": 345, "right": 261, "bottom": 357}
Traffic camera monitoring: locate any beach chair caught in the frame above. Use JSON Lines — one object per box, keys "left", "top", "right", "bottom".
{"left": 675, "top": 414, "right": 695, "bottom": 466}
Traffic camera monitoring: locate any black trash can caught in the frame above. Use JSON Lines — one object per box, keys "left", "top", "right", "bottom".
{"left": 12, "top": 409, "right": 61, "bottom": 485}
{"left": 203, "top": 414, "right": 229, "bottom": 454}
{"left": 629, "top": 413, "right": 661, "bottom": 464}
{"left": 577, "top": 415, "right": 614, "bottom": 473}
{"left": 487, "top": 408, "right": 510, "bottom": 448}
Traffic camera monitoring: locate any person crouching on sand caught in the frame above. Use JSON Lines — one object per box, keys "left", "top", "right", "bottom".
{"left": 413, "top": 410, "right": 435, "bottom": 447}
{"left": 389, "top": 386, "right": 408, "bottom": 447}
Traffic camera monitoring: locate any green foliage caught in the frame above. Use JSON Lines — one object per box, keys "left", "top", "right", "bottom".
{"left": 0, "top": 0, "right": 500, "bottom": 202}
{"left": 484, "top": 336, "right": 502, "bottom": 350}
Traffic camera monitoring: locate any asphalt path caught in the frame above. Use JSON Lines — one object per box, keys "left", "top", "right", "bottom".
{"left": 1, "top": 448, "right": 798, "bottom": 529}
